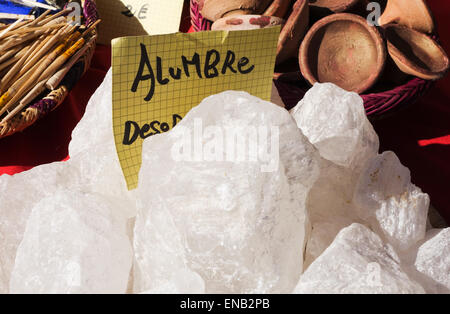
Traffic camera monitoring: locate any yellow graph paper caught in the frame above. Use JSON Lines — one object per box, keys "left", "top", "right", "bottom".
{"left": 112, "top": 28, "right": 280, "bottom": 190}
{"left": 95, "top": 0, "right": 184, "bottom": 44}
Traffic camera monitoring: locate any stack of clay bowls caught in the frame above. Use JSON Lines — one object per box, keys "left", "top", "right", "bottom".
{"left": 201, "top": 0, "right": 310, "bottom": 64}
{"left": 196, "top": 0, "right": 449, "bottom": 94}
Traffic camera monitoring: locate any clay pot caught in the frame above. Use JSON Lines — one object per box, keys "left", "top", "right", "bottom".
{"left": 308, "top": 0, "right": 362, "bottom": 13}
{"left": 200, "top": 0, "right": 273, "bottom": 21}
{"left": 379, "top": 0, "right": 435, "bottom": 34}
{"left": 264, "top": 0, "right": 294, "bottom": 18}
{"left": 211, "top": 15, "right": 285, "bottom": 31}
{"left": 276, "top": 0, "right": 309, "bottom": 64}
{"left": 299, "top": 13, "right": 386, "bottom": 93}
{"left": 384, "top": 24, "right": 449, "bottom": 80}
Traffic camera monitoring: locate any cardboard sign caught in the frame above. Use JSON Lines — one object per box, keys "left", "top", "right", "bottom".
{"left": 95, "top": 0, "right": 184, "bottom": 44}
{"left": 112, "top": 28, "right": 281, "bottom": 190}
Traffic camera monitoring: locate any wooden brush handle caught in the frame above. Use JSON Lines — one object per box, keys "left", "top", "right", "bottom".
{"left": 264, "top": 0, "right": 293, "bottom": 18}
{"left": 39, "top": 38, "right": 85, "bottom": 81}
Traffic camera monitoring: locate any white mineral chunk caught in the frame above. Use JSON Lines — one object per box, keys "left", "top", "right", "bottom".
{"left": 304, "top": 217, "right": 354, "bottom": 270}
{"left": 66, "top": 142, "right": 134, "bottom": 208}
{"left": 67, "top": 70, "right": 133, "bottom": 204}
{"left": 9, "top": 191, "right": 132, "bottom": 294}
{"left": 354, "top": 151, "right": 429, "bottom": 251}
{"left": 0, "top": 162, "right": 67, "bottom": 294}
{"left": 69, "top": 69, "right": 114, "bottom": 157}
{"left": 290, "top": 83, "right": 379, "bottom": 266}
{"left": 303, "top": 158, "right": 366, "bottom": 268}
{"left": 134, "top": 91, "right": 320, "bottom": 294}
{"left": 290, "top": 83, "right": 379, "bottom": 169}
{"left": 0, "top": 70, "right": 135, "bottom": 293}
{"left": 413, "top": 228, "right": 450, "bottom": 293}
{"left": 294, "top": 224, "right": 425, "bottom": 294}
{"left": 306, "top": 158, "right": 363, "bottom": 224}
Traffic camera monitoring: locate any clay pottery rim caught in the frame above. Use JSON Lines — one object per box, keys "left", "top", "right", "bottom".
{"left": 308, "top": 0, "right": 361, "bottom": 12}
{"left": 200, "top": 0, "right": 273, "bottom": 21}
{"left": 276, "top": 0, "right": 309, "bottom": 64}
{"left": 379, "top": 0, "right": 435, "bottom": 34}
{"left": 299, "top": 13, "right": 386, "bottom": 94}
{"left": 384, "top": 24, "right": 449, "bottom": 80}
{"left": 211, "top": 15, "right": 285, "bottom": 31}
{"left": 264, "top": 0, "right": 295, "bottom": 18}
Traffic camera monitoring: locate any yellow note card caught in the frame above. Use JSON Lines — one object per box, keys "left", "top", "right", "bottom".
{"left": 95, "top": 0, "right": 185, "bottom": 44}
{"left": 112, "top": 28, "right": 281, "bottom": 190}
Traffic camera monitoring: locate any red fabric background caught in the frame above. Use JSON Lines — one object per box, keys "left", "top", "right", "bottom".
{"left": 0, "top": 0, "right": 449, "bottom": 223}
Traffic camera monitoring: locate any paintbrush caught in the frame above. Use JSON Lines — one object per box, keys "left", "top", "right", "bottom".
{"left": 0, "top": 46, "right": 22, "bottom": 64}
{"left": 16, "top": 78, "right": 48, "bottom": 110}
{"left": 0, "top": 13, "right": 35, "bottom": 21}
{"left": 37, "top": 7, "right": 75, "bottom": 26}
{"left": 37, "top": 21, "right": 100, "bottom": 82}
{"left": 0, "top": 28, "right": 78, "bottom": 116}
{"left": 0, "top": 40, "right": 40, "bottom": 94}
{"left": 2, "top": 34, "right": 87, "bottom": 119}
{"left": 23, "top": 29, "right": 55, "bottom": 61}
{"left": 4, "top": 23, "right": 67, "bottom": 37}
{"left": 0, "top": 11, "right": 101, "bottom": 123}
{"left": 0, "top": 48, "right": 26, "bottom": 69}
{"left": 0, "top": 54, "right": 21, "bottom": 73}
{"left": 0, "top": 34, "right": 47, "bottom": 94}
{"left": 38, "top": 36, "right": 86, "bottom": 82}
{"left": 29, "top": 9, "right": 51, "bottom": 27}
{"left": 0, "top": 56, "right": 45, "bottom": 114}
{"left": 46, "top": 35, "right": 97, "bottom": 90}
{"left": 0, "top": 21, "right": 98, "bottom": 121}
{"left": 21, "top": 25, "right": 74, "bottom": 72}
{"left": 0, "top": 18, "right": 25, "bottom": 39}
{"left": 0, "top": 29, "right": 46, "bottom": 51}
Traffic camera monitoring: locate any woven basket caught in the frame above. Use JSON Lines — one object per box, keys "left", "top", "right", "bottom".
{"left": 0, "top": 0, "right": 99, "bottom": 139}
{"left": 190, "top": 0, "right": 435, "bottom": 118}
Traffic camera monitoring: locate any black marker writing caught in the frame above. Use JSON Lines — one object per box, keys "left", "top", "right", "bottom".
{"left": 131, "top": 44, "right": 256, "bottom": 102}
{"left": 123, "top": 114, "right": 183, "bottom": 145}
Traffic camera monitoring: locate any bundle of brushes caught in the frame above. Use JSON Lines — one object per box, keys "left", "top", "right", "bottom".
{"left": 0, "top": 0, "right": 99, "bottom": 138}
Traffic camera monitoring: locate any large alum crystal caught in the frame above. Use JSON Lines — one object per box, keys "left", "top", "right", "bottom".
{"left": 9, "top": 191, "right": 132, "bottom": 294}
{"left": 353, "top": 151, "right": 429, "bottom": 251}
{"left": 294, "top": 224, "right": 425, "bottom": 294}
{"left": 290, "top": 83, "right": 379, "bottom": 268}
{"left": 413, "top": 228, "right": 450, "bottom": 293}
{"left": 134, "top": 91, "right": 320, "bottom": 294}
{"left": 290, "top": 83, "right": 379, "bottom": 169}
{"left": 0, "top": 70, "right": 135, "bottom": 293}
{"left": 0, "top": 162, "right": 66, "bottom": 294}
{"left": 67, "top": 70, "right": 134, "bottom": 205}
{"left": 69, "top": 70, "right": 115, "bottom": 157}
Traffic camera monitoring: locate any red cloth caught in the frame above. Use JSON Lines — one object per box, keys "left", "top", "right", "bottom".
{"left": 0, "top": 0, "right": 449, "bottom": 224}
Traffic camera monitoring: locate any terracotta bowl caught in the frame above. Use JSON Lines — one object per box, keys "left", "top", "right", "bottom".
{"left": 308, "top": 0, "right": 362, "bottom": 12}
{"left": 384, "top": 24, "right": 449, "bottom": 80}
{"left": 299, "top": 13, "right": 386, "bottom": 93}
{"left": 264, "top": 0, "right": 295, "bottom": 18}
{"left": 276, "top": 0, "right": 309, "bottom": 64}
{"left": 379, "top": 0, "right": 435, "bottom": 34}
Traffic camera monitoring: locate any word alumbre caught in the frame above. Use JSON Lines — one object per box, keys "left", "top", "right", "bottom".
{"left": 131, "top": 43, "right": 256, "bottom": 103}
